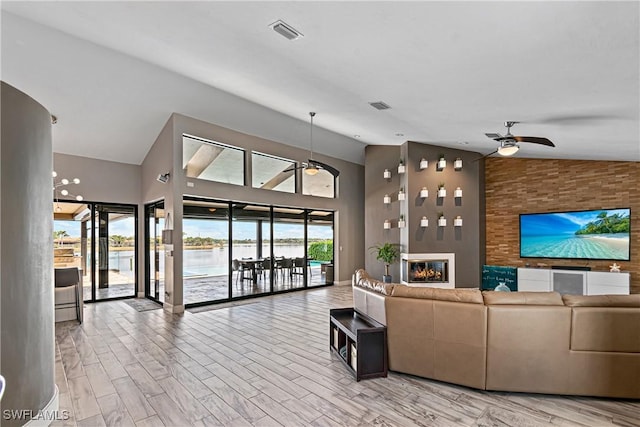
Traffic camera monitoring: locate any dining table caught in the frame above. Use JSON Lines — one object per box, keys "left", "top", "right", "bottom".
{"left": 239, "top": 258, "right": 265, "bottom": 283}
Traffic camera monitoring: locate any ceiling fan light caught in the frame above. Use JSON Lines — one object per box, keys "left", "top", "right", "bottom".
{"left": 304, "top": 165, "right": 319, "bottom": 176}
{"left": 497, "top": 143, "right": 519, "bottom": 156}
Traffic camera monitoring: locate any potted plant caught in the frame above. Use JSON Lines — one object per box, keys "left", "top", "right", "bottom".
{"left": 370, "top": 242, "right": 400, "bottom": 283}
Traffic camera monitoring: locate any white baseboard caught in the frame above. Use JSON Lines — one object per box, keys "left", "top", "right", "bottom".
{"left": 24, "top": 385, "right": 59, "bottom": 426}
{"left": 335, "top": 280, "right": 351, "bottom": 286}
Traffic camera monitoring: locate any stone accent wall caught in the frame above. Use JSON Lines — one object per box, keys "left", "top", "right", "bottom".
{"left": 485, "top": 158, "right": 640, "bottom": 294}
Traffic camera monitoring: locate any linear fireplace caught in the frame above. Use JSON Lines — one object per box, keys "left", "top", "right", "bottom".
{"left": 401, "top": 253, "right": 455, "bottom": 288}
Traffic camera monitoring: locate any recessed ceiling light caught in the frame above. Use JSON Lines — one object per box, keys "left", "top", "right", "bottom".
{"left": 395, "top": 133, "right": 404, "bottom": 137}
{"left": 269, "top": 20, "right": 303, "bottom": 40}
{"left": 353, "top": 134, "right": 361, "bottom": 138}
{"left": 458, "top": 141, "right": 470, "bottom": 145}
{"left": 369, "top": 101, "right": 391, "bottom": 110}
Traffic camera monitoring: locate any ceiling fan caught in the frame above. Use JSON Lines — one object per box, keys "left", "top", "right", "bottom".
{"left": 284, "top": 112, "right": 340, "bottom": 177}
{"left": 484, "top": 121, "right": 555, "bottom": 157}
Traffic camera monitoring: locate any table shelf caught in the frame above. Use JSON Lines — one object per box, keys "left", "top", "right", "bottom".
{"left": 329, "top": 307, "right": 387, "bottom": 381}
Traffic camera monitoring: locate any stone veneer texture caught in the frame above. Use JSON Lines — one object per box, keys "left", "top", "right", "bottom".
{"left": 485, "top": 158, "right": 639, "bottom": 294}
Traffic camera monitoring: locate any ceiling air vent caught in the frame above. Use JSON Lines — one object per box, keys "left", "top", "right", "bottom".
{"left": 270, "top": 20, "right": 303, "bottom": 40}
{"left": 369, "top": 101, "right": 391, "bottom": 110}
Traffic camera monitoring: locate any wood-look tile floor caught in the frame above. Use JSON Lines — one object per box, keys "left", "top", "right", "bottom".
{"left": 54, "top": 285, "right": 640, "bottom": 427}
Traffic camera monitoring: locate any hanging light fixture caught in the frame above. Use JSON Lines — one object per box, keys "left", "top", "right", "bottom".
{"left": 53, "top": 171, "right": 83, "bottom": 212}
{"left": 497, "top": 140, "right": 520, "bottom": 156}
{"left": 305, "top": 112, "right": 319, "bottom": 176}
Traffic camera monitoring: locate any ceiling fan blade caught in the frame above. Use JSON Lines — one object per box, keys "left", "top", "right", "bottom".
{"left": 309, "top": 159, "right": 340, "bottom": 177}
{"left": 283, "top": 165, "right": 304, "bottom": 173}
{"left": 485, "top": 132, "right": 503, "bottom": 140}
{"left": 473, "top": 149, "right": 499, "bottom": 162}
{"left": 513, "top": 136, "right": 555, "bottom": 147}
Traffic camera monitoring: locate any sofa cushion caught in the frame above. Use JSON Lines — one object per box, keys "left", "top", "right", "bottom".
{"left": 569, "top": 307, "right": 640, "bottom": 352}
{"left": 392, "top": 286, "right": 484, "bottom": 304}
{"left": 562, "top": 294, "right": 640, "bottom": 307}
{"left": 483, "top": 291, "right": 564, "bottom": 305}
{"left": 354, "top": 269, "right": 395, "bottom": 295}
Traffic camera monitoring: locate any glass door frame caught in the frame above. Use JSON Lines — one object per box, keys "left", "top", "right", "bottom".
{"left": 181, "top": 196, "right": 335, "bottom": 309}
{"left": 92, "top": 202, "right": 139, "bottom": 302}
{"left": 54, "top": 200, "right": 138, "bottom": 303}
{"left": 144, "top": 200, "right": 164, "bottom": 303}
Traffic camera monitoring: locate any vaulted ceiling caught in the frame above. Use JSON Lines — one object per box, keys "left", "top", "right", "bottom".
{"left": 2, "top": 2, "right": 638, "bottom": 165}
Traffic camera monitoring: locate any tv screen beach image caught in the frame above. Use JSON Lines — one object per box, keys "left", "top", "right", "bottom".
{"left": 520, "top": 209, "right": 630, "bottom": 260}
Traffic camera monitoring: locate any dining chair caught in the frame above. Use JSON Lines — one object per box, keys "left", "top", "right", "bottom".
{"left": 260, "top": 258, "right": 272, "bottom": 280}
{"left": 292, "top": 257, "right": 306, "bottom": 279}
{"left": 278, "top": 258, "right": 293, "bottom": 280}
{"left": 232, "top": 259, "right": 250, "bottom": 286}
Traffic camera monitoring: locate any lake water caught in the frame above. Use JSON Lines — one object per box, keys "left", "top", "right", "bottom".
{"left": 521, "top": 234, "right": 629, "bottom": 260}
{"left": 109, "top": 244, "right": 311, "bottom": 277}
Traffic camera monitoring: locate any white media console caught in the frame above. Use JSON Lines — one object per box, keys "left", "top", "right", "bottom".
{"left": 517, "top": 268, "right": 630, "bottom": 295}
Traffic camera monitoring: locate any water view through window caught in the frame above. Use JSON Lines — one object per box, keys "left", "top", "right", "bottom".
{"left": 179, "top": 198, "right": 334, "bottom": 305}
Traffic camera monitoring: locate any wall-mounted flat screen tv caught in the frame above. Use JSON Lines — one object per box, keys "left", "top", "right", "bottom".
{"left": 520, "top": 208, "right": 630, "bottom": 261}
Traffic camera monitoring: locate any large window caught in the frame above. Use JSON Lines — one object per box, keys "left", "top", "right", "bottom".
{"left": 169, "top": 197, "right": 334, "bottom": 307}
{"left": 182, "top": 200, "right": 230, "bottom": 304}
{"left": 302, "top": 168, "right": 336, "bottom": 198}
{"left": 251, "top": 152, "right": 296, "bottom": 193}
{"left": 183, "top": 134, "right": 245, "bottom": 185}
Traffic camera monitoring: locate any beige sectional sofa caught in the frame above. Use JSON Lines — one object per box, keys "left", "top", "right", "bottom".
{"left": 353, "top": 269, "right": 640, "bottom": 399}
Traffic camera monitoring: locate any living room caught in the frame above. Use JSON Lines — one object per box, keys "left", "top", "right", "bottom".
{"left": 1, "top": 2, "right": 639, "bottom": 426}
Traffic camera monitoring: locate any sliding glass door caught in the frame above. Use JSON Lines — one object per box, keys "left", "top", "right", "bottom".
{"left": 161, "top": 197, "right": 335, "bottom": 307}
{"left": 54, "top": 201, "right": 137, "bottom": 302}
{"left": 145, "top": 202, "right": 165, "bottom": 302}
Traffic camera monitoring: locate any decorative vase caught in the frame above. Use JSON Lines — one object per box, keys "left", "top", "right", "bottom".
{"left": 420, "top": 188, "right": 429, "bottom": 198}
{"left": 454, "top": 187, "right": 462, "bottom": 198}
{"left": 438, "top": 188, "right": 446, "bottom": 198}
{"left": 419, "top": 158, "right": 428, "bottom": 170}
{"left": 495, "top": 282, "right": 511, "bottom": 292}
{"left": 383, "top": 169, "right": 391, "bottom": 179}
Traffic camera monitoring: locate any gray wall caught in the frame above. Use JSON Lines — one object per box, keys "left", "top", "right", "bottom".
{"left": 364, "top": 145, "right": 403, "bottom": 281}
{"left": 54, "top": 153, "right": 141, "bottom": 205}
{"left": 365, "top": 142, "right": 485, "bottom": 287}
{"left": 1, "top": 82, "right": 56, "bottom": 426}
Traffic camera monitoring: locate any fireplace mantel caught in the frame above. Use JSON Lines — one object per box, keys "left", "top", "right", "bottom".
{"left": 401, "top": 253, "right": 455, "bottom": 288}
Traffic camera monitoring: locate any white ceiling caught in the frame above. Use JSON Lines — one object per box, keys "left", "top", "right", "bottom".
{"left": 2, "top": 1, "right": 639, "bottom": 165}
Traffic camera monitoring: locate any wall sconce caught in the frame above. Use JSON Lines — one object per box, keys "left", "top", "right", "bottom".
{"left": 454, "top": 187, "right": 462, "bottom": 198}
{"left": 437, "top": 184, "right": 446, "bottom": 198}
{"left": 383, "top": 169, "right": 391, "bottom": 179}
{"left": 438, "top": 214, "right": 447, "bottom": 227}
{"left": 454, "top": 216, "right": 463, "bottom": 227}
{"left": 454, "top": 158, "right": 463, "bottom": 170}
{"left": 437, "top": 155, "right": 446, "bottom": 170}
{"left": 157, "top": 172, "right": 170, "bottom": 183}
{"left": 398, "top": 188, "right": 406, "bottom": 201}
{"left": 398, "top": 215, "right": 406, "bottom": 228}
{"left": 419, "top": 158, "right": 428, "bottom": 170}
{"left": 398, "top": 160, "right": 406, "bottom": 174}
{"left": 420, "top": 216, "right": 429, "bottom": 227}
{"left": 420, "top": 187, "right": 429, "bottom": 198}
{"left": 383, "top": 219, "right": 391, "bottom": 229}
